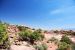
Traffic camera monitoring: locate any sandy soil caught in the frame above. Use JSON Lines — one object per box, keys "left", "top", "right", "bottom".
{"left": 44, "top": 33, "right": 63, "bottom": 40}
{"left": 10, "top": 45, "right": 35, "bottom": 50}
{"left": 44, "top": 33, "right": 75, "bottom": 50}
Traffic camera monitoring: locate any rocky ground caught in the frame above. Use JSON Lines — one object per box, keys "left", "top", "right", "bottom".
{"left": 7, "top": 25, "right": 35, "bottom": 50}
{"left": 6, "top": 25, "right": 75, "bottom": 50}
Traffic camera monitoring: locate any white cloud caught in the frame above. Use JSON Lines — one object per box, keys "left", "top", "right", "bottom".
{"left": 50, "top": 9, "right": 63, "bottom": 14}
{"left": 50, "top": 6, "right": 75, "bottom": 15}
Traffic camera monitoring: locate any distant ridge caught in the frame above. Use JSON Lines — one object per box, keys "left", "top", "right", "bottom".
{"left": 64, "top": 28, "right": 75, "bottom": 30}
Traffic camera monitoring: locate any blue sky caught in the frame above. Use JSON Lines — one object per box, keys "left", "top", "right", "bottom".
{"left": 0, "top": 0, "right": 75, "bottom": 30}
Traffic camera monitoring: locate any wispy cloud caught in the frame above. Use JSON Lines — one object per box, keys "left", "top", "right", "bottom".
{"left": 50, "top": 6, "right": 75, "bottom": 15}
{"left": 50, "top": 9, "right": 63, "bottom": 14}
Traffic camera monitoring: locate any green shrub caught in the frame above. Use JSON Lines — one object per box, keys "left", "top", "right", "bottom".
{"left": 34, "top": 45, "right": 44, "bottom": 50}
{"left": 54, "top": 30, "right": 59, "bottom": 33}
{"left": 42, "top": 43, "right": 48, "bottom": 50}
{"left": 19, "top": 30, "right": 44, "bottom": 44}
{"left": 17, "top": 25, "right": 29, "bottom": 31}
{"left": 0, "top": 22, "right": 9, "bottom": 49}
{"left": 29, "top": 31, "right": 44, "bottom": 44}
{"left": 57, "top": 42, "right": 71, "bottom": 50}
{"left": 71, "top": 43, "right": 75, "bottom": 50}
{"left": 19, "top": 30, "right": 32, "bottom": 41}
{"left": 72, "top": 32, "right": 75, "bottom": 36}
{"left": 36, "top": 29, "right": 42, "bottom": 33}
{"left": 49, "top": 37, "right": 57, "bottom": 42}
{"left": 57, "top": 35, "right": 72, "bottom": 50}
{"left": 34, "top": 44, "right": 47, "bottom": 50}
{"left": 60, "top": 35, "right": 72, "bottom": 44}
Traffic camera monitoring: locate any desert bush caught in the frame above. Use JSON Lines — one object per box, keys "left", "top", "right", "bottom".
{"left": 0, "top": 22, "right": 9, "bottom": 49}
{"left": 47, "top": 37, "right": 59, "bottom": 45}
{"left": 34, "top": 44, "right": 44, "bottom": 50}
{"left": 54, "top": 30, "right": 59, "bottom": 33}
{"left": 71, "top": 43, "right": 75, "bottom": 50}
{"left": 48, "top": 37, "right": 58, "bottom": 42}
{"left": 29, "top": 30, "right": 44, "bottom": 44}
{"left": 19, "top": 30, "right": 44, "bottom": 44}
{"left": 34, "top": 43, "right": 47, "bottom": 50}
{"left": 36, "top": 29, "right": 42, "bottom": 33}
{"left": 72, "top": 32, "right": 75, "bottom": 36}
{"left": 60, "top": 35, "right": 72, "bottom": 44}
{"left": 57, "top": 35, "right": 72, "bottom": 50}
{"left": 17, "top": 25, "right": 29, "bottom": 31}
{"left": 42, "top": 43, "right": 48, "bottom": 50}
{"left": 44, "top": 30, "right": 47, "bottom": 33}
{"left": 57, "top": 42, "right": 71, "bottom": 50}
{"left": 19, "top": 30, "right": 32, "bottom": 41}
